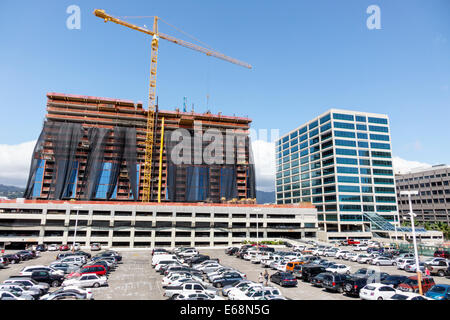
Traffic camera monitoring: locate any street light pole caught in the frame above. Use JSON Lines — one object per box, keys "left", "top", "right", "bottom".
{"left": 400, "top": 190, "right": 422, "bottom": 295}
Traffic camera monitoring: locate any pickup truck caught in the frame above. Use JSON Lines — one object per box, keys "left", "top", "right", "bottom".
{"left": 425, "top": 260, "right": 449, "bottom": 277}
{"left": 163, "top": 281, "right": 217, "bottom": 299}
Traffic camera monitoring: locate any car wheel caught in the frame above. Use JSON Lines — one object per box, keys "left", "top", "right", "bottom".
{"left": 52, "top": 280, "right": 60, "bottom": 287}
{"left": 11, "top": 260, "right": 16, "bottom": 264}
{"left": 376, "top": 263, "right": 380, "bottom": 266}
{"left": 438, "top": 270, "right": 445, "bottom": 277}
{"left": 93, "top": 282, "right": 100, "bottom": 288}
{"left": 216, "top": 283, "right": 222, "bottom": 288}
{"left": 338, "top": 287, "right": 344, "bottom": 293}
{"left": 377, "top": 297, "right": 383, "bottom": 300}
{"left": 392, "top": 262, "right": 396, "bottom": 266}
{"left": 346, "top": 271, "right": 350, "bottom": 275}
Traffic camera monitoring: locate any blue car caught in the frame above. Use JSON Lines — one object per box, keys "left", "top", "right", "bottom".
{"left": 425, "top": 284, "right": 450, "bottom": 300}
{"left": 211, "top": 272, "right": 243, "bottom": 288}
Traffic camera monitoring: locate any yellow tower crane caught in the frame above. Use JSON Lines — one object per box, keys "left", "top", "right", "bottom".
{"left": 94, "top": 9, "right": 252, "bottom": 202}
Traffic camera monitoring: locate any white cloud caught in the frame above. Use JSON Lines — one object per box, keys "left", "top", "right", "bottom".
{"left": 392, "top": 156, "right": 432, "bottom": 174}
{"left": 0, "top": 140, "right": 35, "bottom": 187}
{"left": 251, "top": 140, "right": 275, "bottom": 192}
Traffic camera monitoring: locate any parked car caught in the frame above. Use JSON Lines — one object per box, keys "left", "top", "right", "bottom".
{"left": 2, "top": 254, "right": 21, "bottom": 264}
{"left": 49, "top": 263, "right": 79, "bottom": 274}
{"left": 62, "top": 274, "right": 107, "bottom": 288}
{"left": 211, "top": 272, "right": 243, "bottom": 288}
{"left": 90, "top": 243, "right": 101, "bottom": 251}
{"left": 310, "top": 273, "right": 328, "bottom": 288}
{"left": 397, "top": 258, "right": 416, "bottom": 270}
{"left": 326, "top": 264, "right": 351, "bottom": 275}
{"left": 66, "top": 264, "right": 107, "bottom": 279}
{"left": 425, "top": 284, "right": 450, "bottom": 300}
{"left": 359, "top": 283, "right": 398, "bottom": 300}
{"left": 28, "top": 270, "right": 65, "bottom": 287}
{"left": 370, "top": 256, "right": 396, "bottom": 266}
{"left": 59, "top": 244, "right": 69, "bottom": 251}
{"left": 425, "top": 260, "right": 449, "bottom": 277}
{"left": 389, "top": 292, "right": 433, "bottom": 300}
{"left": 48, "top": 244, "right": 59, "bottom": 251}
{"left": 222, "top": 280, "right": 253, "bottom": 297}
{"left": 343, "top": 276, "right": 371, "bottom": 297}
{"left": 0, "top": 283, "right": 41, "bottom": 299}
{"left": 301, "top": 265, "right": 327, "bottom": 282}
{"left": 397, "top": 275, "right": 436, "bottom": 294}
{"left": 35, "top": 244, "right": 47, "bottom": 252}
{"left": 381, "top": 275, "right": 409, "bottom": 289}
{"left": 0, "top": 290, "right": 34, "bottom": 300}
{"left": 270, "top": 272, "right": 298, "bottom": 287}
{"left": 3, "top": 277, "right": 49, "bottom": 295}
{"left": 322, "top": 273, "right": 352, "bottom": 293}
{"left": 20, "top": 265, "right": 64, "bottom": 277}
{"left": 70, "top": 243, "right": 81, "bottom": 251}
{"left": 404, "top": 262, "right": 425, "bottom": 273}
{"left": 164, "top": 281, "right": 217, "bottom": 300}
{"left": 433, "top": 250, "right": 450, "bottom": 259}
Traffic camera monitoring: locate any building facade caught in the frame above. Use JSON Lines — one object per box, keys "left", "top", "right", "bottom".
{"left": 23, "top": 93, "right": 255, "bottom": 203}
{"left": 396, "top": 164, "right": 450, "bottom": 224}
{"left": 0, "top": 200, "right": 318, "bottom": 249}
{"left": 275, "top": 109, "right": 398, "bottom": 239}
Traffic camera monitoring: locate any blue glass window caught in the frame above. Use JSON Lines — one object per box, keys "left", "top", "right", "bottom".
{"left": 338, "top": 176, "right": 359, "bottom": 183}
{"left": 370, "top": 142, "right": 391, "bottom": 150}
{"left": 336, "top": 157, "right": 358, "bottom": 165}
{"left": 369, "top": 125, "right": 389, "bottom": 133}
{"left": 357, "top": 132, "right": 368, "bottom": 139}
{"left": 369, "top": 134, "right": 390, "bottom": 141}
{"left": 368, "top": 117, "right": 388, "bottom": 124}
{"left": 333, "top": 113, "right": 354, "bottom": 121}
{"left": 338, "top": 185, "right": 360, "bottom": 193}
{"left": 334, "top": 131, "right": 355, "bottom": 138}
{"left": 336, "top": 148, "right": 357, "bottom": 156}
{"left": 356, "top": 124, "right": 367, "bottom": 131}
{"left": 32, "top": 159, "right": 46, "bottom": 198}
{"left": 320, "top": 113, "right": 331, "bottom": 124}
{"left": 337, "top": 167, "right": 358, "bottom": 174}
{"left": 299, "top": 126, "right": 307, "bottom": 135}
{"left": 358, "top": 141, "right": 369, "bottom": 148}
{"left": 334, "top": 122, "right": 355, "bottom": 130}
{"left": 335, "top": 139, "right": 356, "bottom": 147}
{"left": 64, "top": 161, "right": 79, "bottom": 198}
{"left": 309, "top": 120, "right": 318, "bottom": 130}
{"left": 356, "top": 116, "right": 366, "bottom": 122}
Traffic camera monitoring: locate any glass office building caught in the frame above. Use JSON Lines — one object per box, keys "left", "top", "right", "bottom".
{"left": 275, "top": 109, "right": 398, "bottom": 237}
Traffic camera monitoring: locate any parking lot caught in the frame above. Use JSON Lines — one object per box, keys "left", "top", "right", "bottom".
{"left": 1, "top": 245, "right": 449, "bottom": 300}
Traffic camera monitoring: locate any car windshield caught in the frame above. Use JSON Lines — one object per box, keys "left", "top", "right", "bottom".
{"left": 430, "top": 286, "right": 446, "bottom": 293}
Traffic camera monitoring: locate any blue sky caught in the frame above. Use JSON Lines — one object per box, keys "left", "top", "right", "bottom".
{"left": 0, "top": 0, "right": 449, "bottom": 188}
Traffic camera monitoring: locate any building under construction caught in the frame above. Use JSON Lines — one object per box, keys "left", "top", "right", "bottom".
{"left": 24, "top": 93, "right": 256, "bottom": 203}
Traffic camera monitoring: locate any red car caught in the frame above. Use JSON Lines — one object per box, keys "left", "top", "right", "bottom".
{"left": 434, "top": 250, "right": 450, "bottom": 259}
{"left": 347, "top": 239, "right": 360, "bottom": 246}
{"left": 59, "top": 244, "right": 69, "bottom": 251}
{"left": 66, "top": 264, "right": 107, "bottom": 279}
{"left": 397, "top": 275, "right": 435, "bottom": 294}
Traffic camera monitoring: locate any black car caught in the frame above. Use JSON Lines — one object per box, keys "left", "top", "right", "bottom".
{"left": 2, "top": 254, "right": 21, "bottom": 264}
{"left": 212, "top": 272, "right": 243, "bottom": 288}
{"left": 310, "top": 273, "right": 328, "bottom": 288}
{"left": 187, "top": 255, "right": 211, "bottom": 267}
{"left": 381, "top": 275, "right": 409, "bottom": 289}
{"left": 445, "top": 265, "right": 450, "bottom": 277}
{"left": 343, "top": 276, "right": 371, "bottom": 297}
{"left": 35, "top": 244, "right": 47, "bottom": 252}
{"left": 322, "top": 273, "right": 352, "bottom": 293}
{"left": 15, "top": 251, "right": 33, "bottom": 261}
{"left": 225, "top": 247, "right": 238, "bottom": 255}
{"left": 301, "top": 265, "right": 327, "bottom": 282}
{"left": 30, "top": 270, "right": 65, "bottom": 287}
{"left": 270, "top": 272, "right": 298, "bottom": 287}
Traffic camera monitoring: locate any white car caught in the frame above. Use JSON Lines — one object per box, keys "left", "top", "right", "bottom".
{"left": 48, "top": 244, "right": 59, "bottom": 251}
{"left": 370, "top": 256, "right": 396, "bottom": 266}
{"left": 354, "top": 244, "right": 368, "bottom": 252}
{"left": 57, "top": 256, "right": 86, "bottom": 266}
{"left": 343, "top": 252, "right": 357, "bottom": 260}
{"left": 335, "top": 250, "right": 351, "bottom": 259}
{"left": 397, "top": 258, "right": 416, "bottom": 270}
{"left": 70, "top": 243, "right": 81, "bottom": 251}
{"left": 388, "top": 292, "right": 434, "bottom": 300}
{"left": 230, "top": 285, "right": 265, "bottom": 300}
{"left": 62, "top": 274, "right": 108, "bottom": 288}
{"left": 356, "top": 255, "right": 372, "bottom": 264}
{"left": 40, "top": 286, "right": 93, "bottom": 300}
{"left": 178, "top": 249, "right": 199, "bottom": 258}
{"left": 359, "top": 283, "right": 398, "bottom": 300}
{"left": 19, "top": 265, "right": 65, "bottom": 277}
{"left": 152, "top": 255, "right": 178, "bottom": 267}
{"left": 228, "top": 283, "right": 262, "bottom": 300}
{"left": 0, "top": 290, "right": 34, "bottom": 300}
{"left": 326, "top": 264, "right": 351, "bottom": 274}
{"left": 323, "top": 249, "right": 338, "bottom": 257}
{"left": 293, "top": 245, "right": 305, "bottom": 252}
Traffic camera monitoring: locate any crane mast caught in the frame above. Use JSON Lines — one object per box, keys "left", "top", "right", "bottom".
{"left": 93, "top": 9, "right": 251, "bottom": 202}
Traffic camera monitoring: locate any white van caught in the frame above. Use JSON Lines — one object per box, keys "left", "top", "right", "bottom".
{"left": 152, "top": 254, "right": 178, "bottom": 267}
